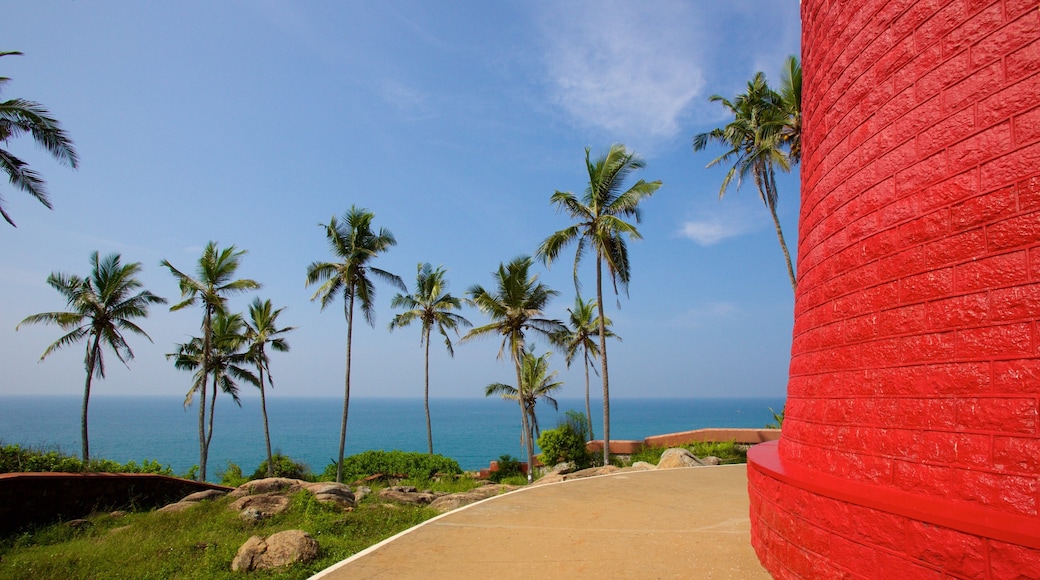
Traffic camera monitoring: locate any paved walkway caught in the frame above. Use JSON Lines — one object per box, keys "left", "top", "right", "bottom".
{"left": 313, "top": 464, "right": 769, "bottom": 579}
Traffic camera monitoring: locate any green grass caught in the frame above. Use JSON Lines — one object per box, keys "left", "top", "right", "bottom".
{"left": 627, "top": 440, "right": 748, "bottom": 466}
{"left": 0, "top": 490, "right": 438, "bottom": 579}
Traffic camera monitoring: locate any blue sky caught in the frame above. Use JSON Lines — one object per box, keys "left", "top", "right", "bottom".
{"left": 1, "top": 1, "right": 802, "bottom": 400}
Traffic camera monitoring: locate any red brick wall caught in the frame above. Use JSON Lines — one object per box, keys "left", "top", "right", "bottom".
{"left": 749, "top": 0, "right": 1040, "bottom": 576}
{"left": 785, "top": 0, "right": 1040, "bottom": 513}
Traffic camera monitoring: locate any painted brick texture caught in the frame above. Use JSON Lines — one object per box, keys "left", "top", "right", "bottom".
{"left": 751, "top": 0, "right": 1040, "bottom": 577}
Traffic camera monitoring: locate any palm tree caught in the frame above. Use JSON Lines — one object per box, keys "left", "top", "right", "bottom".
{"left": 168, "top": 312, "right": 257, "bottom": 480}
{"left": 485, "top": 347, "right": 565, "bottom": 468}
{"left": 553, "top": 295, "right": 618, "bottom": 441}
{"left": 17, "top": 252, "right": 165, "bottom": 462}
{"left": 692, "top": 66, "right": 798, "bottom": 291}
{"left": 777, "top": 55, "right": 802, "bottom": 164}
{"left": 306, "top": 206, "right": 405, "bottom": 483}
{"left": 244, "top": 298, "right": 294, "bottom": 477}
{"left": 464, "top": 256, "right": 565, "bottom": 482}
{"left": 536, "top": 144, "right": 661, "bottom": 464}
{"left": 161, "top": 242, "right": 260, "bottom": 481}
{"left": 1, "top": 51, "right": 79, "bottom": 227}
{"left": 389, "top": 263, "right": 471, "bottom": 455}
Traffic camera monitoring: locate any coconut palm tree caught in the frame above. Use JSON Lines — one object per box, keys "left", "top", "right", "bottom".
{"left": 553, "top": 295, "right": 618, "bottom": 441}
{"left": 244, "top": 298, "right": 294, "bottom": 477}
{"left": 485, "top": 347, "right": 564, "bottom": 469}
{"left": 0, "top": 51, "right": 79, "bottom": 227}
{"left": 388, "top": 263, "right": 471, "bottom": 455}
{"left": 536, "top": 144, "right": 660, "bottom": 464}
{"left": 464, "top": 256, "right": 565, "bottom": 482}
{"left": 307, "top": 207, "right": 405, "bottom": 483}
{"left": 161, "top": 242, "right": 259, "bottom": 481}
{"left": 17, "top": 252, "right": 166, "bottom": 462}
{"left": 777, "top": 55, "right": 802, "bottom": 164}
{"left": 168, "top": 312, "right": 257, "bottom": 480}
{"left": 692, "top": 68, "right": 797, "bottom": 291}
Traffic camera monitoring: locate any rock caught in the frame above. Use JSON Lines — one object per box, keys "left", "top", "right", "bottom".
{"left": 568, "top": 465, "right": 620, "bottom": 479}
{"left": 304, "top": 482, "right": 356, "bottom": 508}
{"left": 530, "top": 473, "right": 565, "bottom": 486}
{"left": 182, "top": 489, "right": 226, "bottom": 502}
{"left": 231, "top": 530, "right": 320, "bottom": 571}
{"left": 109, "top": 510, "right": 127, "bottom": 518}
{"left": 229, "top": 492, "right": 291, "bottom": 520}
{"left": 378, "top": 488, "right": 435, "bottom": 505}
{"left": 390, "top": 485, "right": 418, "bottom": 493}
{"left": 229, "top": 477, "right": 306, "bottom": 498}
{"left": 428, "top": 484, "right": 517, "bottom": 512}
{"left": 657, "top": 448, "right": 707, "bottom": 469}
{"left": 549, "top": 462, "right": 575, "bottom": 475}
{"left": 67, "top": 519, "right": 92, "bottom": 528}
{"left": 629, "top": 461, "right": 657, "bottom": 471}
{"left": 354, "top": 486, "right": 372, "bottom": 502}
{"left": 702, "top": 456, "right": 722, "bottom": 466}
{"left": 157, "top": 501, "right": 199, "bottom": 513}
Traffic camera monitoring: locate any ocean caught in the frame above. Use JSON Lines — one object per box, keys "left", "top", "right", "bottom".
{"left": 0, "top": 395, "right": 785, "bottom": 479}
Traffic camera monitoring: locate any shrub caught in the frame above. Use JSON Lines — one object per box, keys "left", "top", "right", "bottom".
{"left": 0, "top": 444, "right": 174, "bottom": 476}
{"left": 320, "top": 450, "right": 462, "bottom": 483}
{"left": 252, "top": 453, "right": 312, "bottom": 480}
{"left": 488, "top": 454, "right": 523, "bottom": 483}
{"left": 219, "top": 462, "right": 248, "bottom": 487}
{"left": 537, "top": 425, "right": 593, "bottom": 470}
{"left": 766, "top": 406, "right": 785, "bottom": 429}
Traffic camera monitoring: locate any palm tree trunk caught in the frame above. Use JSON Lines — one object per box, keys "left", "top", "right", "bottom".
{"left": 199, "top": 307, "right": 212, "bottom": 482}
{"left": 514, "top": 346, "right": 533, "bottom": 483}
{"left": 259, "top": 361, "right": 273, "bottom": 477}
{"left": 205, "top": 372, "right": 218, "bottom": 479}
{"left": 424, "top": 327, "right": 433, "bottom": 455}
{"left": 81, "top": 337, "right": 101, "bottom": 464}
{"left": 596, "top": 259, "right": 611, "bottom": 465}
{"left": 336, "top": 291, "right": 355, "bottom": 484}
{"left": 765, "top": 167, "right": 797, "bottom": 292}
{"left": 583, "top": 351, "right": 593, "bottom": 440}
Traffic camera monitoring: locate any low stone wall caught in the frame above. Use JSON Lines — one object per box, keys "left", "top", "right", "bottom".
{"left": 585, "top": 428, "right": 781, "bottom": 455}
{"left": 0, "top": 472, "right": 232, "bottom": 534}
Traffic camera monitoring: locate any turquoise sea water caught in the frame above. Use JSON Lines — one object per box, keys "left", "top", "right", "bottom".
{"left": 0, "top": 396, "right": 784, "bottom": 479}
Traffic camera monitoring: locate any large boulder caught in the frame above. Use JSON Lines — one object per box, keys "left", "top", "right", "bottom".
{"left": 229, "top": 493, "right": 292, "bottom": 521}
{"left": 231, "top": 529, "right": 319, "bottom": 572}
{"left": 378, "top": 488, "right": 436, "bottom": 505}
{"left": 428, "top": 484, "right": 517, "bottom": 512}
{"left": 657, "top": 448, "right": 707, "bottom": 469}
{"left": 229, "top": 478, "right": 305, "bottom": 498}
{"left": 303, "top": 482, "right": 356, "bottom": 508}
{"left": 628, "top": 461, "right": 657, "bottom": 471}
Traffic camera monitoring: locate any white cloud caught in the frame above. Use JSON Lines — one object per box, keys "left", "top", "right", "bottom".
{"left": 537, "top": 2, "right": 707, "bottom": 143}
{"left": 678, "top": 218, "right": 747, "bottom": 246}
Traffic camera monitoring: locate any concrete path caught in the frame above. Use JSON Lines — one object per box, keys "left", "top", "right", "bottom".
{"left": 313, "top": 464, "right": 769, "bottom": 579}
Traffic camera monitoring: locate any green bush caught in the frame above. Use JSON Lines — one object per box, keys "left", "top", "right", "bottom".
{"left": 252, "top": 453, "right": 312, "bottom": 481}
{"left": 0, "top": 444, "right": 174, "bottom": 476}
{"left": 537, "top": 424, "right": 593, "bottom": 469}
{"left": 218, "top": 462, "right": 248, "bottom": 487}
{"left": 488, "top": 454, "right": 523, "bottom": 483}
{"left": 320, "top": 450, "right": 462, "bottom": 483}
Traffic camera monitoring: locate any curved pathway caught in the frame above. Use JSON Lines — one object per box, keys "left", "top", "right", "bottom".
{"left": 313, "top": 464, "right": 768, "bottom": 579}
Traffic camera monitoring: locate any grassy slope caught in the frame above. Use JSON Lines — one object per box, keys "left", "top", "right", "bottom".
{"left": 0, "top": 491, "right": 437, "bottom": 579}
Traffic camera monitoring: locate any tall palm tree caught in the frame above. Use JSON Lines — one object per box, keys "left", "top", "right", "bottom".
{"left": 464, "top": 256, "right": 565, "bottom": 482}
{"left": 692, "top": 66, "right": 798, "bottom": 291}
{"left": 244, "top": 298, "right": 294, "bottom": 477}
{"left": 553, "top": 295, "right": 618, "bottom": 441}
{"left": 168, "top": 312, "right": 257, "bottom": 480}
{"left": 485, "top": 347, "right": 564, "bottom": 464}
{"left": 1, "top": 51, "right": 79, "bottom": 227}
{"left": 536, "top": 144, "right": 660, "bottom": 464}
{"left": 388, "top": 263, "right": 471, "bottom": 455}
{"left": 161, "top": 242, "right": 259, "bottom": 481}
{"left": 777, "top": 55, "right": 802, "bottom": 164}
{"left": 17, "top": 252, "right": 165, "bottom": 462}
{"left": 306, "top": 206, "right": 405, "bottom": 483}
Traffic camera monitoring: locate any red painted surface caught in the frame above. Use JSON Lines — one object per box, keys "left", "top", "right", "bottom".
{"left": 749, "top": 0, "right": 1040, "bottom": 576}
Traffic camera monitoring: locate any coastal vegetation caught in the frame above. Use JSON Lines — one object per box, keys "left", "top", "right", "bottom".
{"left": 537, "top": 411, "right": 594, "bottom": 469}
{"left": 306, "top": 207, "right": 406, "bottom": 484}
{"left": 162, "top": 243, "right": 261, "bottom": 482}
{"left": 464, "top": 256, "right": 566, "bottom": 482}
{"left": 16, "top": 252, "right": 166, "bottom": 463}
{"left": 554, "top": 296, "right": 617, "bottom": 440}
{"left": 0, "top": 443, "right": 173, "bottom": 475}
{"left": 537, "top": 144, "right": 661, "bottom": 465}
{"left": 0, "top": 51, "right": 79, "bottom": 227}
{"left": 693, "top": 55, "right": 802, "bottom": 291}
{"left": 243, "top": 298, "right": 295, "bottom": 478}
{"left": 389, "top": 263, "right": 471, "bottom": 455}
{"left": 485, "top": 346, "right": 565, "bottom": 462}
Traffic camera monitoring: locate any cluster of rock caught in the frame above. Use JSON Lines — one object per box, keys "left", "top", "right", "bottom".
{"left": 375, "top": 482, "right": 519, "bottom": 512}
{"left": 533, "top": 448, "right": 722, "bottom": 486}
